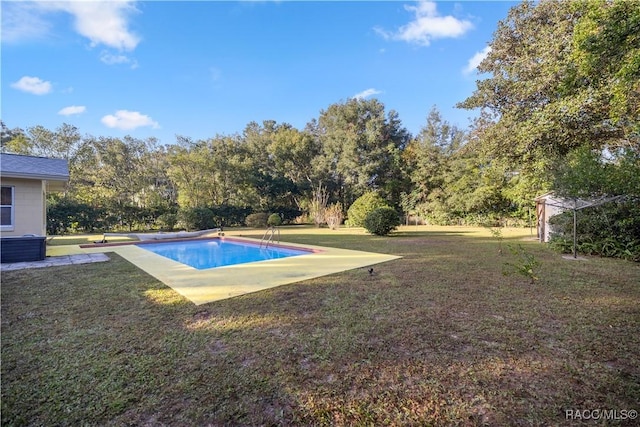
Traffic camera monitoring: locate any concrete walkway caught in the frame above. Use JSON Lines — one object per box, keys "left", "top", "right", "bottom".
{"left": 1, "top": 253, "right": 110, "bottom": 271}
{"left": 38, "top": 237, "right": 402, "bottom": 305}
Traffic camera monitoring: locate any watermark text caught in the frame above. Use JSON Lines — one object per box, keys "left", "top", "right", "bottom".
{"left": 565, "top": 409, "right": 637, "bottom": 421}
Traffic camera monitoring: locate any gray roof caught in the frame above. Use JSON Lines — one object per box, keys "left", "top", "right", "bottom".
{"left": 0, "top": 153, "right": 70, "bottom": 182}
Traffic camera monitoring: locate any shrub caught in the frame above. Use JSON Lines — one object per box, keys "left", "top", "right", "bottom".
{"left": 347, "top": 192, "right": 390, "bottom": 228}
{"left": 270, "top": 206, "right": 302, "bottom": 224}
{"left": 363, "top": 207, "right": 400, "bottom": 236}
{"left": 325, "top": 202, "right": 344, "bottom": 230}
{"left": 210, "top": 205, "right": 252, "bottom": 227}
{"left": 502, "top": 244, "right": 540, "bottom": 285}
{"left": 267, "top": 213, "right": 282, "bottom": 227}
{"left": 47, "top": 197, "right": 105, "bottom": 234}
{"left": 178, "top": 207, "right": 215, "bottom": 231}
{"left": 156, "top": 213, "right": 178, "bottom": 231}
{"left": 548, "top": 200, "right": 640, "bottom": 261}
{"left": 245, "top": 212, "right": 270, "bottom": 228}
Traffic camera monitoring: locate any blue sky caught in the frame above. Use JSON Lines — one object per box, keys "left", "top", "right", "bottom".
{"left": 2, "top": 1, "right": 517, "bottom": 144}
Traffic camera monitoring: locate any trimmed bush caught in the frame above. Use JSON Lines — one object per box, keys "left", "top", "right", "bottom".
{"left": 267, "top": 213, "right": 282, "bottom": 227}
{"left": 47, "top": 198, "right": 105, "bottom": 234}
{"left": 178, "top": 207, "right": 215, "bottom": 231}
{"left": 245, "top": 212, "right": 270, "bottom": 228}
{"left": 347, "top": 192, "right": 390, "bottom": 227}
{"left": 363, "top": 207, "right": 401, "bottom": 236}
{"left": 269, "top": 206, "right": 302, "bottom": 224}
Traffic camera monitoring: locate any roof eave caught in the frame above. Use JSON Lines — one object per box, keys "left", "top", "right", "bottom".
{"left": 1, "top": 172, "right": 70, "bottom": 182}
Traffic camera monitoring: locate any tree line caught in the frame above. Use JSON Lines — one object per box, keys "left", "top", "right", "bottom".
{"left": 3, "top": 103, "right": 511, "bottom": 231}
{"left": 1, "top": 0, "right": 638, "bottom": 258}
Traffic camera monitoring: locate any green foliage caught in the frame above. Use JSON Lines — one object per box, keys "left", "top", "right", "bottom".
{"left": 178, "top": 207, "right": 215, "bottom": 231}
{"left": 554, "top": 146, "right": 640, "bottom": 199}
{"left": 270, "top": 206, "right": 302, "bottom": 224}
{"left": 547, "top": 236, "right": 574, "bottom": 254}
{"left": 571, "top": 0, "right": 640, "bottom": 130}
{"left": 156, "top": 213, "right": 178, "bottom": 231}
{"left": 6, "top": 2, "right": 638, "bottom": 238}
{"left": 315, "top": 98, "right": 410, "bottom": 206}
{"left": 502, "top": 244, "right": 541, "bottom": 284}
{"left": 407, "top": 108, "right": 529, "bottom": 227}
{"left": 117, "top": 205, "right": 152, "bottom": 232}
{"left": 549, "top": 144, "right": 640, "bottom": 262}
{"left": 347, "top": 191, "right": 390, "bottom": 228}
{"left": 267, "top": 213, "right": 282, "bottom": 227}
{"left": 47, "top": 197, "right": 105, "bottom": 234}
{"left": 548, "top": 201, "right": 640, "bottom": 261}
{"left": 363, "top": 207, "right": 400, "bottom": 236}
{"left": 553, "top": 146, "right": 611, "bottom": 198}
{"left": 245, "top": 212, "right": 269, "bottom": 228}
{"left": 460, "top": 0, "right": 638, "bottom": 162}
{"left": 209, "top": 205, "right": 252, "bottom": 227}
{"left": 20, "top": 20, "right": 639, "bottom": 235}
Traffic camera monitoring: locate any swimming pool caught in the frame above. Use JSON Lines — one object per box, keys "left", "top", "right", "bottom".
{"left": 136, "top": 238, "right": 312, "bottom": 270}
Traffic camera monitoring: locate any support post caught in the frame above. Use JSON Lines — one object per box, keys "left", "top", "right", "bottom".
{"left": 573, "top": 203, "right": 578, "bottom": 259}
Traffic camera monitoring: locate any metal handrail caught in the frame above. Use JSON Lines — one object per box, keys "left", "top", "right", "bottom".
{"left": 259, "top": 227, "right": 280, "bottom": 248}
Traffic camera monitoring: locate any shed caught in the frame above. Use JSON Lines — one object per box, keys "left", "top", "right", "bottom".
{"left": 1, "top": 153, "right": 69, "bottom": 262}
{"left": 534, "top": 192, "right": 567, "bottom": 243}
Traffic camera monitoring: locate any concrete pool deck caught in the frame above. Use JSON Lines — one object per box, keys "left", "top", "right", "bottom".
{"left": 44, "top": 237, "right": 401, "bottom": 305}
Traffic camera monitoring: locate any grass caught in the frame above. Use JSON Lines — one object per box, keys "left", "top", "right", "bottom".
{"left": 2, "top": 225, "right": 639, "bottom": 426}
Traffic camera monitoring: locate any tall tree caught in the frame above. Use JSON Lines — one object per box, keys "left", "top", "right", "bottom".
{"left": 409, "top": 107, "right": 467, "bottom": 222}
{"left": 0, "top": 121, "right": 28, "bottom": 154}
{"left": 267, "top": 124, "right": 322, "bottom": 209}
{"left": 243, "top": 121, "right": 299, "bottom": 209}
{"left": 459, "top": 0, "right": 638, "bottom": 161}
{"left": 570, "top": 0, "right": 640, "bottom": 144}
{"left": 166, "top": 134, "right": 255, "bottom": 209}
{"left": 315, "top": 98, "right": 410, "bottom": 208}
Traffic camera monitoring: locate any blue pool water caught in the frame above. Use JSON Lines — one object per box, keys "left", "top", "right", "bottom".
{"left": 136, "top": 239, "right": 310, "bottom": 270}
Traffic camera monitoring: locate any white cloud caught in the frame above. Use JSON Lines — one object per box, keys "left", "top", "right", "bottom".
{"left": 58, "top": 105, "right": 86, "bottom": 116}
{"left": 0, "top": 2, "right": 51, "bottom": 43}
{"left": 5, "top": 1, "right": 140, "bottom": 51}
{"left": 100, "top": 51, "right": 139, "bottom": 68}
{"left": 11, "top": 76, "right": 52, "bottom": 95}
{"left": 352, "top": 88, "right": 383, "bottom": 100}
{"left": 463, "top": 46, "right": 491, "bottom": 74}
{"left": 41, "top": 1, "right": 141, "bottom": 51}
{"left": 101, "top": 110, "right": 159, "bottom": 130}
{"left": 376, "top": 1, "right": 473, "bottom": 46}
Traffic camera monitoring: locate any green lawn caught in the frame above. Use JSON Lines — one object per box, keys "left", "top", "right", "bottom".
{"left": 2, "top": 226, "right": 639, "bottom": 426}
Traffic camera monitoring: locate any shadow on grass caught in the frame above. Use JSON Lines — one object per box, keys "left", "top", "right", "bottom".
{"left": 2, "top": 230, "right": 639, "bottom": 425}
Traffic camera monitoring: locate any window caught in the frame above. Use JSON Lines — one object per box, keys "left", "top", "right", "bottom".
{"left": 1, "top": 186, "right": 14, "bottom": 229}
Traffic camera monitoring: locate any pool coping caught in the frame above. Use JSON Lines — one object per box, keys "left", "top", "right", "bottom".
{"left": 49, "top": 236, "right": 402, "bottom": 305}
{"left": 81, "top": 235, "right": 324, "bottom": 254}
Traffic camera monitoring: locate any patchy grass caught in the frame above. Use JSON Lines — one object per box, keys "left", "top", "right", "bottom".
{"left": 2, "top": 226, "right": 639, "bottom": 426}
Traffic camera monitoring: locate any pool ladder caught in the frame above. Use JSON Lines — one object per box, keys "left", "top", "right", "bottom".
{"left": 260, "top": 227, "right": 280, "bottom": 248}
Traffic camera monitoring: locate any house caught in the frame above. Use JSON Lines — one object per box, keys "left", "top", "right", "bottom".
{"left": 1, "top": 153, "right": 70, "bottom": 262}
{"left": 534, "top": 192, "right": 567, "bottom": 243}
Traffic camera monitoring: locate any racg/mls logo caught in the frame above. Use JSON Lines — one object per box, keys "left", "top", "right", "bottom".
{"left": 565, "top": 408, "right": 638, "bottom": 421}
